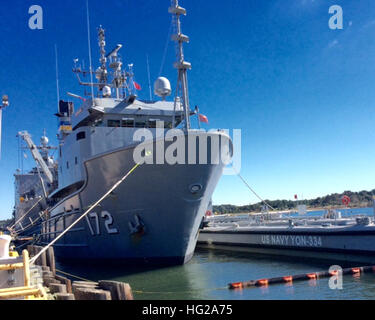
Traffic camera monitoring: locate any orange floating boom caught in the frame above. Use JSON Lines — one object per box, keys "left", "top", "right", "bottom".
{"left": 228, "top": 265, "right": 375, "bottom": 290}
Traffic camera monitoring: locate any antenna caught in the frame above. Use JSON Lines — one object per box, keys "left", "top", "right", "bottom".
{"left": 86, "top": 0, "right": 95, "bottom": 103}
{"left": 0, "top": 95, "right": 9, "bottom": 160}
{"left": 55, "top": 44, "right": 60, "bottom": 113}
{"left": 169, "top": 0, "right": 192, "bottom": 130}
{"left": 97, "top": 26, "right": 108, "bottom": 85}
{"left": 146, "top": 54, "right": 153, "bottom": 101}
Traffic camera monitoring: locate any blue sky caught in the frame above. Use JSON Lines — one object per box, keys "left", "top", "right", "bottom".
{"left": 0, "top": 0, "right": 375, "bottom": 219}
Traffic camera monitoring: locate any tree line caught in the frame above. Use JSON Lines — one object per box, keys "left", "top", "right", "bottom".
{"left": 213, "top": 189, "right": 375, "bottom": 214}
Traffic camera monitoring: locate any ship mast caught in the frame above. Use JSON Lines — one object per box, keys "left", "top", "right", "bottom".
{"left": 97, "top": 26, "right": 108, "bottom": 86}
{"left": 169, "top": 0, "right": 192, "bottom": 130}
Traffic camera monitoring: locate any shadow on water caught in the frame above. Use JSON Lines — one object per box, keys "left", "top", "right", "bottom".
{"left": 54, "top": 246, "right": 375, "bottom": 300}
{"left": 55, "top": 255, "right": 213, "bottom": 300}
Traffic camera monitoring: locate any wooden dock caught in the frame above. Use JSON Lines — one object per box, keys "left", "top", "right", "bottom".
{"left": 0, "top": 245, "right": 134, "bottom": 300}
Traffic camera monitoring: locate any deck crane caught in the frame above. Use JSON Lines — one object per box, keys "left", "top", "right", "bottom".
{"left": 17, "top": 131, "right": 54, "bottom": 187}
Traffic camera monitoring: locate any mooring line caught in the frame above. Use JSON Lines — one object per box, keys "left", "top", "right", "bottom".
{"left": 30, "top": 162, "right": 141, "bottom": 265}
{"left": 232, "top": 167, "right": 276, "bottom": 211}
{"left": 55, "top": 268, "right": 94, "bottom": 282}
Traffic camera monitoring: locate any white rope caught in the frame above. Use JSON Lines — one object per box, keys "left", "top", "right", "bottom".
{"left": 30, "top": 162, "right": 141, "bottom": 265}
{"left": 232, "top": 167, "right": 276, "bottom": 211}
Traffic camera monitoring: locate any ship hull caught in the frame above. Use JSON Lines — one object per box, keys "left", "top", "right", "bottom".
{"left": 42, "top": 131, "right": 232, "bottom": 265}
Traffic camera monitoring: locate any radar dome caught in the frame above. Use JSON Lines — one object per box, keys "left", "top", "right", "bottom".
{"left": 102, "top": 86, "right": 112, "bottom": 98}
{"left": 41, "top": 136, "right": 49, "bottom": 146}
{"left": 154, "top": 77, "right": 172, "bottom": 99}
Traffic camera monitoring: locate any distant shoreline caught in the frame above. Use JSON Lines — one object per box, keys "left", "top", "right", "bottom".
{"left": 220, "top": 205, "right": 373, "bottom": 215}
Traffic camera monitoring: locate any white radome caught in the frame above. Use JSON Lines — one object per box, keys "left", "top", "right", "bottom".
{"left": 41, "top": 136, "right": 49, "bottom": 146}
{"left": 154, "top": 77, "right": 172, "bottom": 99}
{"left": 102, "top": 86, "right": 112, "bottom": 97}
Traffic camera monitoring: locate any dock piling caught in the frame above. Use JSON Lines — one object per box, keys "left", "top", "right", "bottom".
{"left": 22, "top": 245, "right": 134, "bottom": 300}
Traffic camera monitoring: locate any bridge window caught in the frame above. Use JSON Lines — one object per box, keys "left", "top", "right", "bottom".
{"left": 148, "top": 119, "right": 159, "bottom": 128}
{"left": 122, "top": 119, "right": 135, "bottom": 128}
{"left": 108, "top": 120, "right": 121, "bottom": 127}
{"left": 135, "top": 121, "right": 146, "bottom": 128}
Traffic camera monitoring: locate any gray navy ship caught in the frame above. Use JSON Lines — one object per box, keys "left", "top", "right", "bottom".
{"left": 13, "top": 0, "right": 233, "bottom": 265}
{"left": 12, "top": 132, "right": 58, "bottom": 236}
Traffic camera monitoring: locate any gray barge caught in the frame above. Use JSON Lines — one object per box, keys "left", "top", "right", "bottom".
{"left": 198, "top": 207, "right": 375, "bottom": 264}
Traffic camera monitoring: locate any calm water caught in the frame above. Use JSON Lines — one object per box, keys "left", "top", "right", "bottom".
{"left": 57, "top": 207, "right": 375, "bottom": 300}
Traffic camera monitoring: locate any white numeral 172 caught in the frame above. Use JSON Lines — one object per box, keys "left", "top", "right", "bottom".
{"left": 85, "top": 211, "right": 118, "bottom": 235}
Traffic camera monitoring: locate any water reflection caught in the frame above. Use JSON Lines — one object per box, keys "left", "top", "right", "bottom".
{"left": 55, "top": 247, "right": 375, "bottom": 300}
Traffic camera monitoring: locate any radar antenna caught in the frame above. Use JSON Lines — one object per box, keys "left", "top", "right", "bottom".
{"left": 169, "top": 0, "right": 192, "bottom": 130}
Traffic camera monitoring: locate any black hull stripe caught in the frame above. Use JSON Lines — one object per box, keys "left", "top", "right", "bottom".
{"left": 197, "top": 241, "right": 375, "bottom": 256}
{"left": 200, "top": 229, "right": 375, "bottom": 236}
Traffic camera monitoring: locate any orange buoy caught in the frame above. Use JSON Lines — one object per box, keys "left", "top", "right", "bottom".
{"left": 329, "top": 270, "right": 339, "bottom": 276}
{"left": 257, "top": 279, "right": 269, "bottom": 286}
{"left": 351, "top": 268, "right": 361, "bottom": 274}
{"left": 283, "top": 276, "right": 293, "bottom": 283}
{"left": 230, "top": 282, "right": 243, "bottom": 289}
{"left": 307, "top": 273, "right": 317, "bottom": 279}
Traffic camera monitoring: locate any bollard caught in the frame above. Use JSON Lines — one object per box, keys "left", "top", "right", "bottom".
{"left": 40, "top": 247, "right": 47, "bottom": 268}
{"left": 42, "top": 271, "right": 53, "bottom": 278}
{"left": 46, "top": 247, "right": 56, "bottom": 276}
{"left": 98, "top": 280, "right": 134, "bottom": 300}
{"left": 43, "top": 276, "right": 61, "bottom": 287}
{"left": 55, "top": 293, "right": 75, "bottom": 300}
{"left": 74, "top": 287, "right": 111, "bottom": 300}
{"left": 55, "top": 275, "right": 72, "bottom": 294}
{"left": 72, "top": 281, "right": 99, "bottom": 296}
{"left": 49, "top": 283, "right": 67, "bottom": 294}
{"left": 27, "top": 245, "right": 35, "bottom": 258}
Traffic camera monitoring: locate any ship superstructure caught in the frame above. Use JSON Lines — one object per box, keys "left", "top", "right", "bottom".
{"left": 12, "top": 132, "right": 58, "bottom": 235}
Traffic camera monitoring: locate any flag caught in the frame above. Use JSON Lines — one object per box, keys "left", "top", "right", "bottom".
{"left": 199, "top": 114, "right": 209, "bottom": 124}
{"left": 134, "top": 81, "right": 141, "bottom": 91}
{"left": 294, "top": 194, "right": 298, "bottom": 200}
